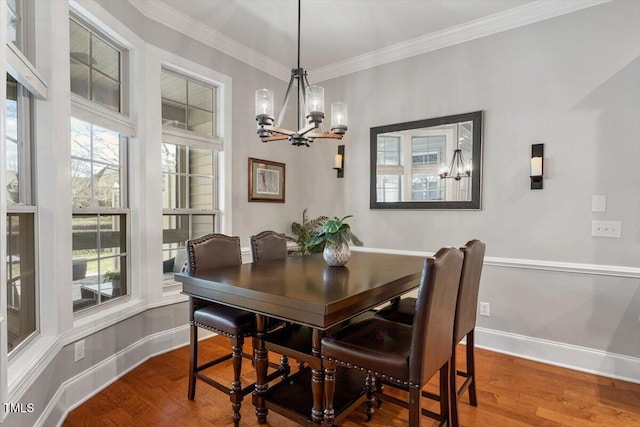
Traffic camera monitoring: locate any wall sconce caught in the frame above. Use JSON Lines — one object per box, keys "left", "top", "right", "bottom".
{"left": 530, "top": 143, "right": 544, "bottom": 190}
{"left": 333, "top": 145, "right": 344, "bottom": 178}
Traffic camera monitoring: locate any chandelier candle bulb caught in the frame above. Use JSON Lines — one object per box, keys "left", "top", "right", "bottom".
{"left": 331, "top": 102, "right": 348, "bottom": 134}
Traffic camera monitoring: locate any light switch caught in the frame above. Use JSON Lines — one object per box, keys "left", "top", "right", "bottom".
{"left": 591, "top": 220, "right": 621, "bottom": 238}
{"left": 592, "top": 195, "right": 606, "bottom": 212}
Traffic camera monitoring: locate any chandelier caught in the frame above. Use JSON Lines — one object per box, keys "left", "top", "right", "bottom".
{"left": 255, "top": 0, "right": 347, "bottom": 147}
{"left": 439, "top": 123, "right": 472, "bottom": 180}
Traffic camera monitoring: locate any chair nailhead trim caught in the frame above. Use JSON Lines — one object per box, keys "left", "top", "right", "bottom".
{"left": 322, "top": 356, "right": 419, "bottom": 388}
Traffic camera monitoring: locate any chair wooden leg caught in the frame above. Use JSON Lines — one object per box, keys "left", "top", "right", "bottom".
{"left": 450, "top": 347, "right": 459, "bottom": 427}
{"left": 440, "top": 361, "right": 450, "bottom": 427}
{"left": 365, "top": 372, "right": 375, "bottom": 421}
{"left": 230, "top": 336, "right": 244, "bottom": 427}
{"left": 467, "top": 329, "right": 478, "bottom": 407}
{"left": 280, "top": 355, "right": 290, "bottom": 380}
{"left": 408, "top": 387, "right": 422, "bottom": 427}
{"left": 188, "top": 324, "right": 197, "bottom": 400}
{"left": 375, "top": 376, "right": 384, "bottom": 408}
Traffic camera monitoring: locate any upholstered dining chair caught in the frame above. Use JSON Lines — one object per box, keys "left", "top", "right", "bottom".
{"left": 321, "top": 247, "right": 464, "bottom": 427}
{"left": 249, "top": 230, "right": 288, "bottom": 262}
{"left": 186, "top": 233, "right": 256, "bottom": 427}
{"left": 375, "top": 239, "right": 486, "bottom": 427}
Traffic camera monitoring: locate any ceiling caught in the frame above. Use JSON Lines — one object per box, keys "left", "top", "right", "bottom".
{"left": 130, "top": 0, "right": 608, "bottom": 81}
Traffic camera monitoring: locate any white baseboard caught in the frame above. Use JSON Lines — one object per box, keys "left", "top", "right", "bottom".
{"left": 475, "top": 327, "right": 640, "bottom": 384}
{"left": 39, "top": 324, "right": 204, "bottom": 427}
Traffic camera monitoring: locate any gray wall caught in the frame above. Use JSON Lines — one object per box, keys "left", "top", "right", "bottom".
{"left": 298, "top": 1, "right": 640, "bottom": 355}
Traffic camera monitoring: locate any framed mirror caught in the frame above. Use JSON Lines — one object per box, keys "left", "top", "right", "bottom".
{"left": 370, "top": 111, "right": 483, "bottom": 210}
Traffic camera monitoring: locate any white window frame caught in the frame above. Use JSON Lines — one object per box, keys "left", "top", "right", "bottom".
{"left": 161, "top": 67, "right": 221, "bottom": 286}
{"left": 69, "top": 12, "right": 132, "bottom": 314}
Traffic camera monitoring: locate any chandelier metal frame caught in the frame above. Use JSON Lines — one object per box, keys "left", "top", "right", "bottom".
{"left": 255, "top": 0, "right": 347, "bottom": 146}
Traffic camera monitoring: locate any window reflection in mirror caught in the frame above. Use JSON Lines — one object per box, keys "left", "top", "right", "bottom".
{"left": 370, "top": 111, "right": 482, "bottom": 210}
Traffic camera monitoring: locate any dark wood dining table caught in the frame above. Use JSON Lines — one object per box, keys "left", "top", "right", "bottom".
{"left": 176, "top": 251, "right": 425, "bottom": 426}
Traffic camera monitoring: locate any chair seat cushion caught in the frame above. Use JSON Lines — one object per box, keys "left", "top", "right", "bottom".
{"left": 374, "top": 297, "right": 416, "bottom": 326}
{"left": 321, "top": 317, "right": 413, "bottom": 382}
{"left": 194, "top": 304, "right": 256, "bottom": 336}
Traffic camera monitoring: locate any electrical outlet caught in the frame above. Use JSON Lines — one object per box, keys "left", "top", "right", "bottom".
{"left": 591, "top": 220, "right": 622, "bottom": 238}
{"left": 74, "top": 339, "right": 85, "bottom": 362}
{"left": 479, "top": 302, "right": 490, "bottom": 317}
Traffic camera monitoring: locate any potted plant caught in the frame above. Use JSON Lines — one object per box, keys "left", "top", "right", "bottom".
{"left": 307, "top": 215, "right": 363, "bottom": 266}
{"left": 288, "top": 208, "right": 328, "bottom": 255}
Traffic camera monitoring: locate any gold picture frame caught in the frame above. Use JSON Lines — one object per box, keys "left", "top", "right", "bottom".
{"left": 248, "top": 158, "right": 286, "bottom": 203}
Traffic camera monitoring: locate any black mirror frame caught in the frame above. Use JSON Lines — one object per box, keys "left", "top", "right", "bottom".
{"left": 370, "top": 110, "right": 483, "bottom": 210}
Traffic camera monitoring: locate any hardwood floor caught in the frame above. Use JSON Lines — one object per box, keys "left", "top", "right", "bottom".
{"left": 63, "top": 335, "right": 640, "bottom": 427}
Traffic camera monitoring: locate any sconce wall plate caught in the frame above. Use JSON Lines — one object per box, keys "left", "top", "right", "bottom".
{"left": 530, "top": 143, "right": 544, "bottom": 190}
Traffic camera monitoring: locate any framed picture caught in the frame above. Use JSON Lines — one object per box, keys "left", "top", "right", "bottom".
{"left": 248, "top": 157, "right": 286, "bottom": 203}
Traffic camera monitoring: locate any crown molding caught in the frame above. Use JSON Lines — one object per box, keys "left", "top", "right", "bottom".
{"left": 309, "top": 0, "right": 611, "bottom": 82}
{"left": 129, "top": 0, "right": 610, "bottom": 84}
{"left": 128, "top": 0, "right": 290, "bottom": 82}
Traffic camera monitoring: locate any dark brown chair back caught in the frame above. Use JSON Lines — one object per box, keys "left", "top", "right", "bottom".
{"left": 250, "top": 230, "right": 287, "bottom": 262}
{"left": 409, "top": 247, "right": 463, "bottom": 387}
{"left": 453, "top": 240, "right": 486, "bottom": 343}
{"left": 186, "top": 233, "right": 242, "bottom": 273}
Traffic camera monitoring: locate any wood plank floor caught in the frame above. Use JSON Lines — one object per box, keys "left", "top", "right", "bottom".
{"left": 63, "top": 335, "right": 640, "bottom": 426}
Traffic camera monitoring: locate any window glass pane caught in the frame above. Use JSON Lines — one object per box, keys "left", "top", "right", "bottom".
{"left": 162, "top": 99, "right": 186, "bottom": 129}
{"left": 6, "top": 75, "right": 19, "bottom": 205}
{"left": 6, "top": 213, "right": 36, "bottom": 353}
{"left": 73, "top": 214, "right": 127, "bottom": 312}
{"left": 187, "top": 107, "right": 213, "bottom": 135}
{"left": 6, "top": 0, "right": 20, "bottom": 47}
{"left": 92, "top": 73, "right": 120, "bottom": 111}
{"left": 161, "top": 143, "right": 178, "bottom": 173}
{"left": 92, "top": 35, "right": 120, "bottom": 80}
{"left": 161, "top": 71, "right": 186, "bottom": 104}
{"left": 93, "top": 126, "right": 121, "bottom": 165}
{"left": 70, "top": 63, "right": 91, "bottom": 100}
{"left": 188, "top": 80, "right": 213, "bottom": 112}
{"left": 92, "top": 164, "right": 121, "bottom": 208}
{"left": 190, "top": 176, "right": 214, "bottom": 209}
{"left": 192, "top": 215, "right": 214, "bottom": 239}
{"left": 70, "top": 17, "right": 122, "bottom": 112}
{"left": 163, "top": 214, "right": 190, "bottom": 250}
{"left": 71, "top": 159, "right": 92, "bottom": 208}
{"left": 384, "top": 152, "right": 399, "bottom": 165}
{"left": 69, "top": 20, "right": 90, "bottom": 65}
{"left": 71, "top": 118, "right": 125, "bottom": 208}
{"left": 189, "top": 147, "right": 214, "bottom": 176}
{"left": 163, "top": 174, "right": 186, "bottom": 209}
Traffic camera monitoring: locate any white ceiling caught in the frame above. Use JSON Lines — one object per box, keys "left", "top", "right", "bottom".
{"left": 130, "top": 0, "right": 609, "bottom": 81}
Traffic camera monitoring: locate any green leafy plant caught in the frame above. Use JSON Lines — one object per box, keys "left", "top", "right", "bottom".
{"left": 307, "top": 215, "right": 363, "bottom": 247}
{"left": 288, "top": 209, "right": 329, "bottom": 255}
{"left": 103, "top": 271, "right": 120, "bottom": 283}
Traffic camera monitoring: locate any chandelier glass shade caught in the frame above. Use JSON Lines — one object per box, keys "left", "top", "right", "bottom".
{"left": 255, "top": 0, "right": 348, "bottom": 146}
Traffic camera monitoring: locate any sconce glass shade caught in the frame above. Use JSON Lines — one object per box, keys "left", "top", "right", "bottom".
{"left": 331, "top": 102, "right": 348, "bottom": 134}
{"left": 306, "top": 86, "right": 325, "bottom": 115}
{"left": 530, "top": 157, "right": 543, "bottom": 176}
{"left": 255, "top": 88, "right": 274, "bottom": 119}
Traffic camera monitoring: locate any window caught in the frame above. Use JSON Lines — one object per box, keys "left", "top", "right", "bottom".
{"left": 376, "top": 136, "right": 402, "bottom": 202}
{"left": 71, "top": 118, "right": 129, "bottom": 312}
{"left": 69, "top": 16, "right": 123, "bottom": 112}
{"left": 69, "top": 15, "right": 130, "bottom": 312}
{"left": 5, "top": 73, "right": 37, "bottom": 354}
{"left": 412, "top": 136, "right": 444, "bottom": 165}
{"left": 161, "top": 69, "right": 216, "bottom": 136}
{"left": 161, "top": 69, "right": 219, "bottom": 282}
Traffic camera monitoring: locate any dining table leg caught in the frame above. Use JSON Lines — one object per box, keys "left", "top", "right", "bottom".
{"left": 253, "top": 314, "right": 268, "bottom": 424}
{"left": 311, "top": 329, "right": 324, "bottom": 423}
